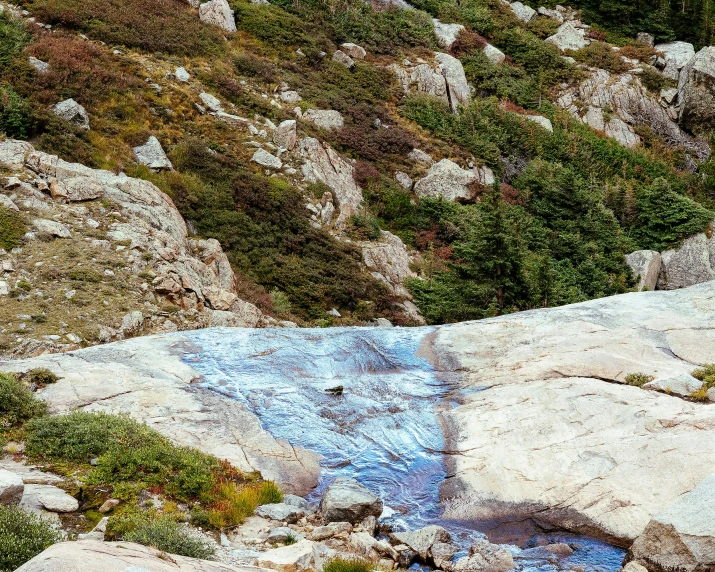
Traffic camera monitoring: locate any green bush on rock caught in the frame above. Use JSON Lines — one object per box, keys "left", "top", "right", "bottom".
{"left": 0, "top": 372, "right": 48, "bottom": 429}
{"left": 0, "top": 505, "right": 61, "bottom": 572}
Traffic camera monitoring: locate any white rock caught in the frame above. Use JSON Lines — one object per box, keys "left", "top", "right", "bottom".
{"left": 32, "top": 219, "right": 71, "bottom": 238}
{"left": 38, "top": 489, "right": 79, "bottom": 513}
{"left": 546, "top": 22, "right": 589, "bottom": 52}
{"left": 432, "top": 19, "right": 465, "bottom": 50}
{"left": 120, "top": 311, "right": 144, "bottom": 336}
{"left": 199, "top": 0, "right": 237, "bottom": 33}
{"left": 655, "top": 41, "right": 695, "bottom": 80}
{"left": 200, "top": 92, "right": 223, "bottom": 113}
{"left": 0, "top": 194, "right": 19, "bottom": 211}
{"left": 251, "top": 148, "right": 283, "bottom": 170}
{"left": 525, "top": 115, "right": 553, "bottom": 132}
{"left": 395, "top": 171, "right": 412, "bottom": 189}
{"left": 409, "top": 148, "right": 434, "bottom": 165}
{"left": 280, "top": 91, "right": 302, "bottom": 103}
{"left": 605, "top": 117, "right": 640, "bottom": 148}
{"left": 332, "top": 50, "right": 355, "bottom": 69}
{"left": 175, "top": 66, "right": 190, "bottom": 83}
{"left": 414, "top": 158, "right": 477, "bottom": 202}
{"left": 273, "top": 120, "right": 297, "bottom": 151}
{"left": 254, "top": 539, "right": 322, "bottom": 572}
{"left": 538, "top": 6, "right": 564, "bottom": 22}
{"left": 436, "top": 52, "right": 471, "bottom": 112}
{"left": 28, "top": 56, "right": 49, "bottom": 73}
{"left": 52, "top": 99, "right": 90, "bottom": 130}
{"left": 255, "top": 502, "right": 305, "bottom": 523}
{"left": 50, "top": 176, "right": 104, "bottom": 202}
{"left": 362, "top": 231, "right": 417, "bottom": 298}
{"left": 0, "top": 280, "right": 8, "bottom": 296}
{"left": 340, "top": 43, "right": 366, "bottom": 60}
{"left": 0, "top": 469, "right": 24, "bottom": 505}
{"left": 625, "top": 250, "right": 661, "bottom": 291}
{"left": 302, "top": 109, "right": 344, "bottom": 130}
{"left": 510, "top": 1, "right": 536, "bottom": 22}
{"left": 133, "top": 136, "right": 173, "bottom": 171}
{"left": 453, "top": 540, "right": 515, "bottom": 572}
{"left": 483, "top": 44, "right": 505, "bottom": 65}
{"left": 643, "top": 374, "right": 704, "bottom": 398}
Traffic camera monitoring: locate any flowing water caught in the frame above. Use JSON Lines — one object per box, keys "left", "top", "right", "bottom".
{"left": 182, "top": 326, "right": 625, "bottom": 572}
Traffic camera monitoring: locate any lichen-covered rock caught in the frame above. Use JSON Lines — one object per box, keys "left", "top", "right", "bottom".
{"left": 509, "top": 1, "right": 536, "bottom": 23}
{"left": 546, "top": 22, "right": 588, "bottom": 51}
{"left": 50, "top": 176, "right": 104, "bottom": 202}
{"left": 658, "top": 233, "right": 715, "bottom": 290}
{"left": 483, "top": 44, "right": 505, "bottom": 64}
{"left": 273, "top": 120, "right": 297, "bottom": 150}
{"left": 679, "top": 46, "right": 715, "bottom": 134}
{"left": 436, "top": 52, "right": 471, "bottom": 112}
{"left": 361, "top": 230, "right": 416, "bottom": 298}
{"left": 332, "top": 50, "right": 354, "bottom": 69}
{"left": 255, "top": 503, "right": 305, "bottom": 524}
{"left": 392, "top": 525, "right": 451, "bottom": 561}
{"left": 525, "top": 115, "right": 553, "bottom": 132}
{"left": 302, "top": 109, "right": 344, "bottom": 131}
{"left": 340, "top": 43, "right": 366, "bottom": 60}
{"left": 433, "top": 19, "right": 465, "bottom": 49}
{"left": 251, "top": 149, "right": 283, "bottom": 170}
{"left": 655, "top": 41, "right": 696, "bottom": 80}
{"left": 33, "top": 218, "right": 71, "bottom": 238}
{"left": 414, "top": 159, "right": 477, "bottom": 202}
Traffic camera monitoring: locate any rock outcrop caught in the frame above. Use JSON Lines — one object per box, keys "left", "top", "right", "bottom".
{"left": 199, "top": 0, "right": 237, "bottom": 33}
{"left": 51, "top": 99, "right": 90, "bottom": 131}
{"left": 625, "top": 250, "right": 661, "bottom": 291}
{"left": 627, "top": 473, "right": 715, "bottom": 572}
{"left": 360, "top": 231, "right": 416, "bottom": 298}
{"left": 679, "top": 46, "right": 715, "bottom": 134}
{"left": 133, "top": 136, "right": 173, "bottom": 171}
{"left": 658, "top": 232, "right": 715, "bottom": 290}
{"left": 413, "top": 159, "right": 477, "bottom": 202}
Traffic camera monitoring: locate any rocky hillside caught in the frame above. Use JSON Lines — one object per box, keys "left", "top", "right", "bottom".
{"left": 0, "top": 0, "right": 713, "bottom": 352}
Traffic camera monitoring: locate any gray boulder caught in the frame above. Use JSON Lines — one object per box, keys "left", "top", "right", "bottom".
{"left": 50, "top": 176, "right": 104, "bottom": 202}
{"left": 28, "top": 56, "right": 49, "bottom": 74}
{"left": 658, "top": 233, "right": 715, "bottom": 290}
{"left": 483, "top": 44, "right": 505, "bottom": 65}
{"left": 308, "top": 521, "right": 352, "bottom": 541}
{"left": 392, "top": 525, "right": 451, "bottom": 561}
{"left": 32, "top": 219, "right": 71, "bottom": 238}
{"left": 273, "top": 120, "right": 297, "bottom": 151}
{"left": 414, "top": 158, "right": 477, "bottom": 202}
{"left": 267, "top": 527, "right": 304, "bottom": 544}
{"left": 133, "top": 136, "right": 173, "bottom": 171}
{"left": 255, "top": 502, "right": 305, "bottom": 524}
{"left": 340, "top": 43, "right": 366, "bottom": 60}
{"left": 679, "top": 46, "right": 715, "bottom": 134}
{"left": 546, "top": 22, "right": 589, "bottom": 52}
{"left": 251, "top": 149, "right": 282, "bottom": 170}
{"left": 332, "top": 50, "right": 355, "bottom": 69}
{"left": 627, "top": 473, "right": 715, "bottom": 572}
{"left": 655, "top": 41, "right": 695, "bottom": 80}
{"left": 52, "top": 99, "right": 90, "bottom": 130}
{"left": 199, "top": 0, "right": 237, "bottom": 33}
{"left": 525, "top": 115, "right": 553, "bottom": 132}
{"left": 509, "top": 1, "right": 536, "bottom": 23}
{"left": 637, "top": 33, "right": 655, "bottom": 47}
{"left": 644, "top": 374, "right": 704, "bottom": 398}
{"left": 302, "top": 109, "right": 344, "bottom": 131}
{"left": 433, "top": 19, "right": 465, "bottom": 50}
{"left": 625, "top": 250, "right": 661, "bottom": 291}
{"left": 199, "top": 92, "right": 223, "bottom": 113}
{"left": 436, "top": 52, "right": 470, "bottom": 112}
{"left": 319, "top": 477, "right": 383, "bottom": 524}
{"left": 0, "top": 469, "right": 24, "bottom": 505}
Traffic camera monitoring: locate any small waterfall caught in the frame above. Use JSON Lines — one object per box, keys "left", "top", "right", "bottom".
{"left": 183, "top": 327, "right": 625, "bottom": 571}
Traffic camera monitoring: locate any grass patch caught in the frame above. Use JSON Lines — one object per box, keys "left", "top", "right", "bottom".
{"left": 624, "top": 372, "right": 653, "bottom": 387}
{"left": 323, "top": 557, "right": 374, "bottom": 572}
{"left": 691, "top": 364, "right": 715, "bottom": 401}
{"left": 23, "top": 368, "right": 60, "bottom": 387}
{"left": 0, "top": 505, "right": 62, "bottom": 572}
{"left": 0, "top": 372, "right": 48, "bottom": 429}
{"left": 0, "top": 205, "right": 26, "bottom": 250}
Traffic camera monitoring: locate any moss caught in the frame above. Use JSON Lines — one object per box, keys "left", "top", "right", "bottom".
{"left": 0, "top": 505, "right": 62, "bottom": 572}
{"left": 323, "top": 557, "right": 374, "bottom": 572}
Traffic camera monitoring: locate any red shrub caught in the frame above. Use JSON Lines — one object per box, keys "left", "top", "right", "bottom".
{"left": 353, "top": 160, "right": 380, "bottom": 185}
{"left": 450, "top": 29, "right": 487, "bottom": 58}
{"left": 500, "top": 183, "right": 523, "bottom": 206}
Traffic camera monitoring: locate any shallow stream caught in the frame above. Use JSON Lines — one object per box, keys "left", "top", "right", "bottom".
{"left": 183, "top": 327, "right": 625, "bottom": 572}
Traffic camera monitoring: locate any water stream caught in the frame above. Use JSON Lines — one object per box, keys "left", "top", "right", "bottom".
{"left": 182, "top": 326, "right": 625, "bottom": 572}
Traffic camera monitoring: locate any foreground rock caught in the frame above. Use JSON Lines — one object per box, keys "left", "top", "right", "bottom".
{"left": 627, "top": 473, "right": 715, "bottom": 572}
{"left": 16, "top": 540, "right": 267, "bottom": 572}
{"left": 0, "top": 334, "right": 321, "bottom": 496}
{"left": 434, "top": 282, "right": 715, "bottom": 544}
{"left": 199, "top": 0, "right": 237, "bottom": 33}
{"left": 319, "top": 477, "right": 383, "bottom": 524}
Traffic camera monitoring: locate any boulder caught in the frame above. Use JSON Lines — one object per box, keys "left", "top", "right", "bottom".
{"left": 199, "top": 0, "right": 237, "bottom": 33}
{"left": 625, "top": 250, "right": 661, "bottom": 291}
{"left": 15, "top": 540, "right": 255, "bottom": 572}
{"left": 658, "top": 233, "right": 715, "bottom": 290}
{"left": 52, "top": 99, "right": 90, "bottom": 130}
{"left": 175, "top": 66, "right": 190, "bottom": 82}
{"left": 319, "top": 477, "right": 383, "bottom": 524}
{"left": 251, "top": 149, "right": 283, "bottom": 170}
{"left": 431, "top": 542, "right": 459, "bottom": 569}
{"left": 546, "top": 22, "right": 589, "bottom": 52}
{"left": 120, "top": 311, "right": 144, "bottom": 336}
{"left": 340, "top": 43, "right": 366, "bottom": 60}
{"left": 32, "top": 219, "right": 71, "bottom": 238}
{"left": 679, "top": 46, "right": 715, "bottom": 134}
{"left": 604, "top": 117, "right": 640, "bottom": 148}
{"left": 433, "top": 19, "right": 465, "bottom": 50}
{"left": 636, "top": 33, "right": 655, "bottom": 47}
{"left": 199, "top": 92, "right": 223, "bottom": 113}
{"left": 655, "top": 41, "right": 695, "bottom": 80}
{"left": 509, "top": 1, "right": 536, "bottom": 23}
{"left": 361, "top": 230, "right": 416, "bottom": 297}
{"left": 409, "top": 148, "right": 434, "bottom": 165}
{"left": 282, "top": 494, "right": 314, "bottom": 512}
{"left": 308, "top": 521, "right": 353, "bottom": 541}
{"left": 133, "top": 136, "right": 173, "bottom": 171}
{"left": 273, "top": 120, "right": 297, "bottom": 150}
{"left": 255, "top": 502, "right": 305, "bottom": 524}
{"left": 302, "top": 109, "right": 344, "bottom": 131}
{"left": 299, "top": 138, "right": 362, "bottom": 228}
{"left": 0, "top": 469, "right": 24, "bottom": 505}
{"left": 50, "top": 176, "right": 104, "bottom": 202}
{"left": 436, "top": 52, "right": 471, "bottom": 112}
{"left": 267, "top": 527, "right": 304, "bottom": 544}
{"left": 38, "top": 489, "right": 79, "bottom": 513}
{"left": 332, "top": 50, "right": 355, "bottom": 69}
{"left": 483, "top": 44, "right": 505, "bottom": 65}
{"left": 280, "top": 91, "right": 302, "bottom": 103}
{"left": 627, "top": 473, "right": 715, "bottom": 572}
{"left": 525, "top": 115, "right": 553, "bottom": 132}
{"left": 28, "top": 56, "right": 49, "bottom": 73}
{"left": 643, "top": 374, "right": 704, "bottom": 398}
{"left": 254, "top": 540, "right": 332, "bottom": 572}
{"left": 413, "top": 158, "right": 477, "bottom": 202}
{"left": 453, "top": 540, "right": 515, "bottom": 572}
{"left": 396, "top": 171, "right": 413, "bottom": 189}
{"left": 392, "top": 526, "right": 451, "bottom": 561}
{"left": 538, "top": 6, "right": 564, "bottom": 22}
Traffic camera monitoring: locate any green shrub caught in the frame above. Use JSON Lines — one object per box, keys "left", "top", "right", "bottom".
{"left": 0, "top": 505, "right": 62, "bottom": 572}
{"left": 232, "top": 2, "right": 308, "bottom": 46}
{"left": 24, "top": 368, "right": 60, "bottom": 386}
{"left": 269, "top": 289, "right": 292, "bottom": 316}
{"left": 0, "top": 372, "right": 48, "bottom": 429}
{"left": 25, "top": 412, "right": 221, "bottom": 502}
{"left": 624, "top": 372, "right": 653, "bottom": 387}
{"left": 68, "top": 268, "right": 103, "bottom": 283}
{"left": 109, "top": 511, "right": 215, "bottom": 560}
{"left": 0, "top": 205, "right": 26, "bottom": 250}
{"left": 0, "top": 83, "right": 32, "bottom": 138}
{"left": 0, "top": 12, "right": 30, "bottom": 74}
{"left": 692, "top": 364, "right": 715, "bottom": 401}
{"left": 570, "top": 41, "right": 629, "bottom": 73}
{"left": 25, "top": 0, "right": 224, "bottom": 55}
{"left": 638, "top": 67, "right": 676, "bottom": 94}
{"left": 323, "top": 557, "right": 374, "bottom": 572}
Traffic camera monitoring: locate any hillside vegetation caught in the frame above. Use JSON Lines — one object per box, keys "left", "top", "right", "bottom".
{"left": 0, "top": 0, "right": 714, "bottom": 328}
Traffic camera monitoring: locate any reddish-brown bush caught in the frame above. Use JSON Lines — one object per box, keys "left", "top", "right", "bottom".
{"left": 22, "top": 0, "right": 223, "bottom": 55}
{"left": 352, "top": 161, "right": 380, "bottom": 186}
{"left": 587, "top": 29, "right": 607, "bottom": 42}
{"left": 336, "top": 123, "right": 416, "bottom": 161}
{"left": 450, "top": 29, "right": 487, "bottom": 58}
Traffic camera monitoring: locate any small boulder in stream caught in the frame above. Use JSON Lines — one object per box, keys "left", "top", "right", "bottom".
{"left": 392, "top": 525, "right": 452, "bottom": 561}
{"left": 319, "top": 477, "right": 383, "bottom": 524}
